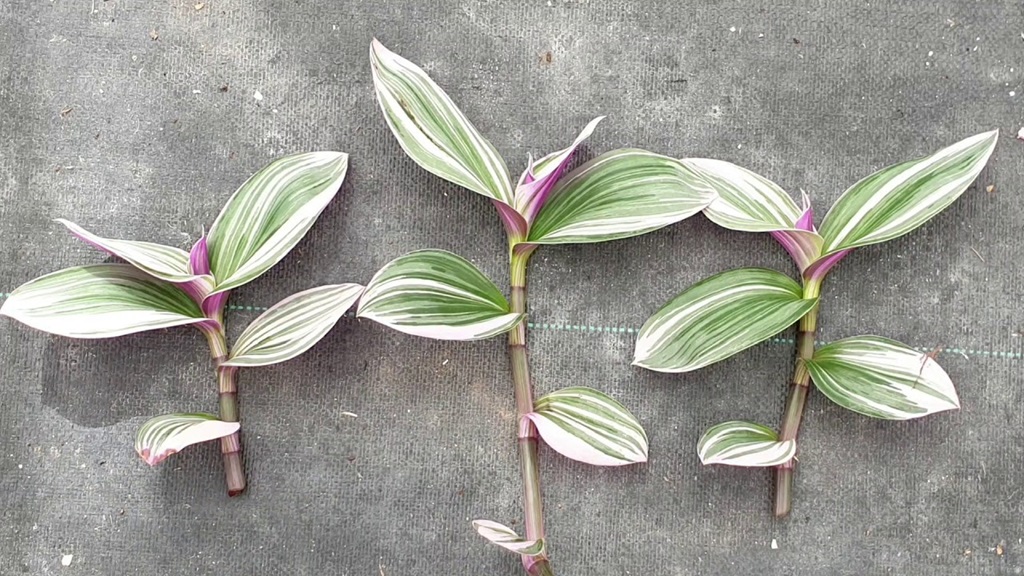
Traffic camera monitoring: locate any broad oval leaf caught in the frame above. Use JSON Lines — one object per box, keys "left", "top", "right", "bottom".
{"left": 527, "top": 386, "right": 648, "bottom": 466}
{"left": 634, "top": 268, "right": 817, "bottom": 373}
{"left": 819, "top": 130, "right": 998, "bottom": 254}
{"left": 206, "top": 151, "right": 348, "bottom": 294}
{"left": 804, "top": 336, "right": 960, "bottom": 420}
{"left": 135, "top": 413, "right": 240, "bottom": 466}
{"left": 471, "top": 520, "right": 545, "bottom": 557}
{"left": 687, "top": 158, "right": 802, "bottom": 232}
{"left": 0, "top": 264, "right": 207, "bottom": 338}
{"left": 697, "top": 420, "right": 796, "bottom": 467}
{"left": 222, "top": 283, "right": 364, "bottom": 367}
{"left": 526, "top": 149, "right": 716, "bottom": 244}
{"left": 356, "top": 249, "right": 522, "bottom": 341}
{"left": 370, "top": 39, "right": 513, "bottom": 205}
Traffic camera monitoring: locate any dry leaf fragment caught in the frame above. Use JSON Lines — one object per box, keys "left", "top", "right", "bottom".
{"left": 149, "top": 29, "right": 159, "bottom": 41}
{"left": 985, "top": 184, "right": 995, "bottom": 193}
{"left": 60, "top": 107, "right": 73, "bottom": 118}
{"left": 195, "top": 2, "right": 205, "bottom": 9}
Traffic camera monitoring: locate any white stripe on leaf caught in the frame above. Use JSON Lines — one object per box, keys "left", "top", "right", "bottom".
{"left": 370, "top": 39, "right": 513, "bottom": 205}
{"left": 135, "top": 413, "right": 239, "bottom": 466}
{"left": 526, "top": 149, "right": 716, "bottom": 244}
{"left": 356, "top": 249, "right": 522, "bottom": 341}
{"left": 0, "top": 264, "right": 208, "bottom": 338}
{"left": 819, "top": 130, "right": 998, "bottom": 254}
{"left": 222, "top": 284, "right": 364, "bottom": 367}
{"left": 804, "top": 336, "right": 960, "bottom": 420}
{"left": 472, "top": 520, "right": 545, "bottom": 557}
{"left": 527, "top": 387, "right": 648, "bottom": 466}
{"left": 206, "top": 151, "right": 348, "bottom": 294}
{"left": 634, "top": 268, "right": 817, "bottom": 373}
{"left": 686, "top": 158, "right": 803, "bottom": 232}
{"left": 697, "top": 420, "right": 796, "bottom": 467}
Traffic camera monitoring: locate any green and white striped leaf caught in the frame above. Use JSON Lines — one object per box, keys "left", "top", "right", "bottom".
{"left": 56, "top": 219, "right": 213, "bottom": 289}
{"left": 356, "top": 249, "right": 522, "bottom": 341}
{"left": 471, "top": 520, "right": 545, "bottom": 557}
{"left": 206, "top": 151, "right": 348, "bottom": 294}
{"left": 634, "top": 268, "right": 817, "bottom": 373}
{"left": 526, "top": 149, "right": 716, "bottom": 244}
{"left": 135, "top": 413, "right": 240, "bottom": 466}
{"left": 804, "top": 336, "right": 960, "bottom": 420}
{"left": 819, "top": 130, "right": 998, "bottom": 254}
{"left": 221, "top": 283, "right": 364, "bottom": 367}
{"left": 527, "top": 387, "right": 648, "bottom": 466}
{"left": 0, "top": 264, "right": 207, "bottom": 338}
{"left": 697, "top": 421, "right": 796, "bottom": 467}
{"left": 370, "top": 39, "right": 513, "bottom": 205}
{"left": 687, "top": 158, "right": 802, "bottom": 232}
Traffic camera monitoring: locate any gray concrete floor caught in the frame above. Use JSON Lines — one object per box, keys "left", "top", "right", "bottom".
{"left": 1, "top": 1, "right": 1023, "bottom": 574}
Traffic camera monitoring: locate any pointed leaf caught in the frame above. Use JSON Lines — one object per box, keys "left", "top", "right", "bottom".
{"left": 697, "top": 420, "right": 796, "bottom": 467}
{"left": 472, "top": 520, "right": 545, "bottom": 556}
{"left": 222, "top": 284, "right": 364, "bottom": 367}
{"left": 688, "top": 158, "right": 803, "bottom": 232}
{"left": 514, "top": 117, "right": 603, "bottom": 223}
{"left": 527, "top": 387, "right": 648, "bottom": 466}
{"left": 804, "top": 336, "right": 960, "bottom": 420}
{"left": 0, "top": 264, "right": 208, "bottom": 338}
{"left": 526, "top": 149, "right": 716, "bottom": 244}
{"left": 370, "top": 39, "right": 513, "bottom": 205}
{"left": 819, "top": 130, "right": 998, "bottom": 254}
{"left": 206, "top": 151, "right": 348, "bottom": 294}
{"left": 634, "top": 268, "right": 817, "bottom": 373}
{"left": 135, "top": 413, "right": 239, "bottom": 466}
{"left": 357, "top": 250, "right": 522, "bottom": 340}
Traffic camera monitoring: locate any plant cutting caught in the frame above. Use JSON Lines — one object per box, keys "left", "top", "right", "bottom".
{"left": 633, "top": 130, "right": 998, "bottom": 516}
{"left": 0, "top": 152, "right": 361, "bottom": 495}
{"left": 364, "top": 39, "right": 717, "bottom": 575}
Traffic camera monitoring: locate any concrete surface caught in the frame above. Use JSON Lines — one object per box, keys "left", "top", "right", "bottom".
{"left": 1, "top": 0, "right": 1023, "bottom": 574}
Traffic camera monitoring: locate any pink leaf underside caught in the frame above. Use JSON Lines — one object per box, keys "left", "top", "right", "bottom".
{"left": 525, "top": 413, "right": 643, "bottom": 466}
{"left": 188, "top": 235, "right": 210, "bottom": 275}
{"left": 803, "top": 248, "right": 852, "bottom": 283}
{"left": 138, "top": 420, "right": 240, "bottom": 466}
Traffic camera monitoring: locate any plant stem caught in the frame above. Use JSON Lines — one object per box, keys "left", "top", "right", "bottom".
{"left": 508, "top": 250, "right": 553, "bottom": 576}
{"left": 773, "top": 291, "right": 819, "bottom": 518}
{"left": 204, "top": 327, "right": 246, "bottom": 496}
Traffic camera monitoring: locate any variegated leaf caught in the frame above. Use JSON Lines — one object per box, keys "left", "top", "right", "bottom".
{"left": 135, "top": 413, "right": 240, "bottom": 466}
{"left": 0, "top": 264, "right": 208, "bottom": 338}
{"left": 206, "top": 151, "right": 348, "bottom": 294}
{"left": 370, "top": 39, "right": 513, "bottom": 205}
{"left": 804, "top": 336, "right": 960, "bottom": 420}
{"left": 688, "top": 158, "right": 803, "bottom": 232}
{"left": 698, "top": 420, "right": 796, "bottom": 467}
{"left": 819, "top": 130, "right": 998, "bottom": 254}
{"left": 356, "top": 250, "right": 522, "bottom": 341}
{"left": 634, "top": 268, "right": 817, "bottom": 373}
{"left": 471, "top": 520, "right": 545, "bottom": 557}
{"left": 222, "top": 284, "right": 364, "bottom": 367}
{"left": 514, "top": 116, "right": 603, "bottom": 224}
{"left": 526, "top": 149, "right": 716, "bottom": 244}
{"left": 527, "top": 387, "right": 648, "bottom": 466}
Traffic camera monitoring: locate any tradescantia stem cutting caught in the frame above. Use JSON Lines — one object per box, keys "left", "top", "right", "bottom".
{"left": 202, "top": 325, "right": 245, "bottom": 494}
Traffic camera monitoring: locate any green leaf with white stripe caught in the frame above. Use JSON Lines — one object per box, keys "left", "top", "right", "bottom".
{"left": 472, "top": 520, "right": 545, "bottom": 557}
{"left": 356, "top": 249, "right": 522, "bottom": 341}
{"left": 697, "top": 420, "right": 796, "bottom": 467}
{"left": 221, "top": 283, "right": 364, "bottom": 367}
{"left": 370, "top": 39, "right": 513, "bottom": 205}
{"left": 56, "top": 219, "right": 213, "bottom": 288}
{"left": 526, "top": 149, "right": 716, "bottom": 244}
{"left": 804, "top": 336, "right": 960, "bottom": 420}
{"left": 634, "top": 268, "right": 817, "bottom": 373}
{"left": 135, "top": 413, "right": 240, "bottom": 466}
{"left": 206, "top": 151, "right": 348, "bottom": 294}
{"left": 527, "top": 387, "right": 648, "bottom": 466}
{"left": 687, "top": 158, "right": 803, "bottom": 232}
{"left": 0, "top": 264, "right": 207, "bottom": 338}
{"left": 819, "top": 130, "right": 998, "bottom": 254}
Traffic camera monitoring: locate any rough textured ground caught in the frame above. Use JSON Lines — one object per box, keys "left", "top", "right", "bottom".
{"left": 1, "top": 1, "right": 1023, "bottom": 574}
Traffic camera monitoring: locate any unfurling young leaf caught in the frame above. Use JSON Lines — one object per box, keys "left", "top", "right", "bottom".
{"left": 0, "top": 264, "right": 209, "bottom": 338}
{"left": 804, "top": 336, "right": 960, "bottom": 420}
{"left": 697, "top": 421, "right": 796, "bottom": 467}
{"left": 135, "top": 413, "right": 240, "bottom": 466}
{"left": 205, "top": 151, "right": 349, "bottom": 294}
{"left": 527, "top": 387, "right": 648, "bottom": 466}
{"left": 221, "top": 284, "right": 365, "bottom": 367}
{"left": 472, "top": 520, "right": 545, "bottom": 557}
{"left": 356, "top": 249, "right": 522, "bottom": 340}
{"left": 633, "top": 268, "right": 818, "bottom": 373}
{"left": 370, "top": 39, "right": 513, "bottom": 205}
